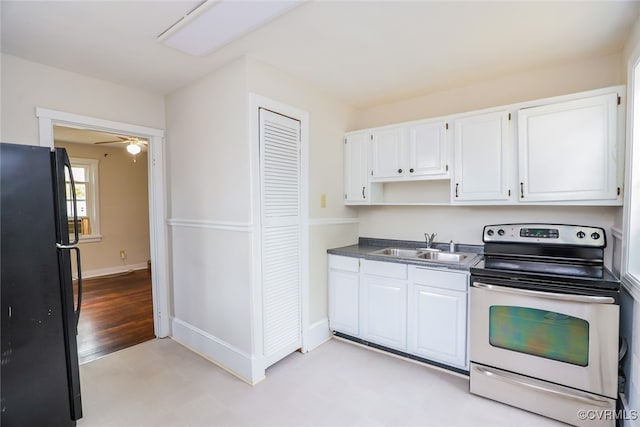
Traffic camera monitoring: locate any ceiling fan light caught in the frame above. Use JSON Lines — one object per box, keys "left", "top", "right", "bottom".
{"left": 127, "top": 142, "right": 141, "bottom": 155}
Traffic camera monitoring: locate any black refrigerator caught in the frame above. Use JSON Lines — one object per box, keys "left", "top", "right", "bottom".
{"left": 1, "top": 142, "right": 83, "bottom": 426}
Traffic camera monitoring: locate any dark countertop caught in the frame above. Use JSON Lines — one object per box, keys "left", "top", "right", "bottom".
{"left": 327, "top": 237, "right": 484, "bottom": 271}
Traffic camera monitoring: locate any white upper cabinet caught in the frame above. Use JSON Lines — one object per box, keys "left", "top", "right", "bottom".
{"left": 371, "top": 120, "right": 448, "bottom": 181}
{"left": 407, "top": 120, "right": 448, "bottom": 178}
{"left": 344, "top": 131, "right": 370, "bottom": 204}
{"left": 518, "top": 92, "right": 620, "bottom": 203}
{"left": 371, "top": 126, "right": 405, "bottom": 179}
{"left": 452, "top": 111, "right": 512, "bottom": 202}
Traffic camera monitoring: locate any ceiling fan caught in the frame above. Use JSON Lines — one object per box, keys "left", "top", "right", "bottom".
{"left": 94, "top": 136, "right": 147, "bottom": 155}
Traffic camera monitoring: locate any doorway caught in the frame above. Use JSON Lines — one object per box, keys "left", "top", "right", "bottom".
{"left": 53, "top": 126, "right": 155, "bottom": 363}
{"left": 36, "top": 108, "right": 170, "bottom": 341}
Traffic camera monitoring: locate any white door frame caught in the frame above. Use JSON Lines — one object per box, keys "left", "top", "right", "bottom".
{"left": 36, "top": 108, "right": 170, "bottom": 338}
{"left": 249, "top": 94, "right": 309, "bottom": 376}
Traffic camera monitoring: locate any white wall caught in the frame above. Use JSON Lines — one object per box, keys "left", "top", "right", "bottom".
{"left": 246, "top": 58, "right": 359, "bottom": 324}
{"left": 165, "top": 56, "right": 358, "bottom": 381}
{"left": 0, "top": 54, "right": 165, "bottom": 144}
{"left": 165, "top": 58, "right": 254, "bottom": 361}
{"left": 353, "top": 54, "right": 625, "bottom": 266}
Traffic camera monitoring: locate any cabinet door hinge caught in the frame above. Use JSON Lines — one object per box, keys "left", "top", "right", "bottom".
{"left": 508, "top": 113, "right": 511, "bottom": 120}
{"left": 445, "top": 122, "right": 449, "bottom": 130}
{"left": 508, "top": 189, "right": 511, "bottom": 197}
{"left": 344, "top": 193, "right": 347, "bottom": 199}
{"left": 371, "top": 170, "right": 373, "bottom": 176}
{"left": 370, "top": 134, "right": 373, "bottom": 141}
{"left": 618, "top": 187, "right": 621, "bottom": 196}
{"left": 618, "top": 95, "right": 621, "bottom": 106}
{"left": 344, "top": 138, "right": 347, "bottom": 144}
{"left": 445, "top": 164, "right": 449, "bottom": 172}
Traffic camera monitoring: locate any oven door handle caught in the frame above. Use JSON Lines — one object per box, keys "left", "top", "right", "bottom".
{"left": 472, "top": 282, "right": 615, "bottom": 304}
{"left": 473, "top": 365, "right": 612, "bottom": 407}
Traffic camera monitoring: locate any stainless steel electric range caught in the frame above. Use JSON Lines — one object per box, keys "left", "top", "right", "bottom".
{"left": 469, "top": 223, "right": 620, "bottom": 427}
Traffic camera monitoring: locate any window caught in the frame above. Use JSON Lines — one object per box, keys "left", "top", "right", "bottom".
{"left": 66, "top": 158, "right": 100, "bottom": 242}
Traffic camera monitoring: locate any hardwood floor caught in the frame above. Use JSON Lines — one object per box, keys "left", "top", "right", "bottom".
{"left": 75, "top": 269, "right": 155, "bottom": 364}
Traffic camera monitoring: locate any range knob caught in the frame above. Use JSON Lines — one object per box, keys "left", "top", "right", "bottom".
{"left": 486, "top": 229, "right": 494, "bottom": 236}
{"left": 498, "top": 229, "right": 505, "bottom": 236}
{"left": 577, "top": 231, "right": 586, "bottom": 239}
{"left": 591, "top": 232, "right": 601, "bottom": 240}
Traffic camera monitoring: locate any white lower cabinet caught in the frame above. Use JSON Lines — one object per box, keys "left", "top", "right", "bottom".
{"left": 328, "top": 255, "right": 360, "bottom": 337}
{"left": 361, "top": 275, "right": 408, "bottom": 351}
{"left": 407, "top": 266, "right": 468, "bottom": 369}
{"left": 328, "top": 255, "right": 470, "bottom": 370}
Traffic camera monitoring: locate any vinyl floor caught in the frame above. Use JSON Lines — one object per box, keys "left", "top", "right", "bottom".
{"left": 77, "top": 338, "right": 566, "bottom": 427}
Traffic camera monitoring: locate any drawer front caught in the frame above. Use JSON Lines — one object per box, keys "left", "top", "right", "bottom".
{"left": 412, "top": 266, "right": 468, "bottom": 292}
{"left": 363, "top": 260, "right": 407, "bottom": 279}
{"left": 329, "top": 255, "right": 360, "bottom": 272}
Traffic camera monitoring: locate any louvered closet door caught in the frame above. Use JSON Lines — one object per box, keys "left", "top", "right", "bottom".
{"left": 259, "top": 108, "right": 302, "bottom": 364}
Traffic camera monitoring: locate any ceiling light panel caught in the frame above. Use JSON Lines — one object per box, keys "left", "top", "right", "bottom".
{"left": 159, "top": 0, "right": 304, "bottom": 56}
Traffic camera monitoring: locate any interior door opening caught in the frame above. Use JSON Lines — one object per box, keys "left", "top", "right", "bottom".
{"left": 53, "top": 125, "right": 154, "bottom": 363}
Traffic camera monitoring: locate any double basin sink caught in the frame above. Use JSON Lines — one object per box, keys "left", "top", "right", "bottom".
{"left": 371, "top": 247, "right": 471, "bottom": 264}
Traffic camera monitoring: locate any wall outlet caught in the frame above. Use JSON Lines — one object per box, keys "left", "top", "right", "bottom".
{"left": 320, "top": 193, "right": 326, "bottom": 208}
{"left": 119, "top": 250, "right": 126, "bottom": 260}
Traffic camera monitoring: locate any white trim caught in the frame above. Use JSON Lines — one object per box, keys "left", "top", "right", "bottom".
{"left": 167, "top": 218, "right": 252, "bottom": 232}
{"left": 613, "top": 227, "right": 623, "bottom": 240}
{"left": 37, "top": 108, "right": 170, "bottom": 338}
{"left": 623, "top": 49, "right": 640, "bottom": 298}
{"left": 305, "top": 318, "right": 332, "bottom": 351}
{"left": 623, "top": 276, "right": 640, "bottom": 302}
{"left": 68, "top": 157, "right": 101, "bottom": 239}
{"left": 249, "top": 93, "right": 310, "bottom": 374}
{"left": 78, "top": 263, "right": 148, "bottom": 280}
{"left": 36, "top": 108, "right": 164, "bottom": 138}
{"left": 308, "top": 217, "right": 360, "bottom": 226}
{"left": 171, "top": 317, "right": 263, "bottom": 384}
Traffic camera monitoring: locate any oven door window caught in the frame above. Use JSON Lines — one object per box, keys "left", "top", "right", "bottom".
{"left": 489, "top": 306, "right": 589, "bottom": 366}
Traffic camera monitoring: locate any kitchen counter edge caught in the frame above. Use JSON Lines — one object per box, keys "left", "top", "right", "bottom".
{"left": 327, "top": 237, "right": 483, "bottom": 271}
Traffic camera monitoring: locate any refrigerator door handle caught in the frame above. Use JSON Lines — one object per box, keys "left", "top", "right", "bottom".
{"left": 70, "top": 246, "right": 83, "bottom": 329}
{"left": 62, "top": 150, "right": 80, "bottom": 246}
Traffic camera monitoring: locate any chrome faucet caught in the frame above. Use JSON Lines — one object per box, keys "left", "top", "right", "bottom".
{"left": 424, "top": 232, "right": 437, "bottom": 250}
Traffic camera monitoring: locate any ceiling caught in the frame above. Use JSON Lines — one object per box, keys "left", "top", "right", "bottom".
{"left": 2, "top": 1, "right": 640, "bottom": 109}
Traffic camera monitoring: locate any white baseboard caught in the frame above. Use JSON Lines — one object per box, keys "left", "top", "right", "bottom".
{"left": 78, "top": 262, "right": 148, "bottom": 279}
{"left": 171, "top": 317, "right": 262, "bottom": 384}
{"left": 304, "top": 318, "right": 331, "bottom": 352}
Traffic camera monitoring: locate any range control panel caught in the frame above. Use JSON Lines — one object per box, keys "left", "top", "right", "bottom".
{"left": 483, "top": 223, "right": 606, "bottom": 247}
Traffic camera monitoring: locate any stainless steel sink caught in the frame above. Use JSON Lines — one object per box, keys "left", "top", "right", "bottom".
{"left": 371, "top": 247, "right": 471, "bottom": 264}
{"left": 372, "top": 248, "right": 424, "bottom": 258}
{"left": 417, "top": 251, "right": 468, "bottom": 262}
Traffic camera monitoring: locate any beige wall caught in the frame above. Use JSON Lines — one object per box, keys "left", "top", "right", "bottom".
{"left": 56, "top": 141, "right": 150, "bottom": 275}
{"left": 0, "top": 54, "right": 165, "bottom": 146}
{"left": 355, "top": 53, "right": 622, "bottom": 129}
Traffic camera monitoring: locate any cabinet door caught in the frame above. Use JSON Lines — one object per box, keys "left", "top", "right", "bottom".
{"left": 408, "top": 120, "right": 448, "bottom": 178}
{"left": 408, "top": 283, "right": 467, "bottom": 368}
{"left": 344, "top": 131, "right": 369, "bottom": 204}
{"left": 518, "top": 93, "right": 619, "bottom": 202}
{"left": 371, "top": 127, "right": 404, "bottom": 179}
{"left": 453, "top": 111, "right": 511, "bottom": 202}
{"left": 329, "top": 269, "right": 360, "bottom": 336}
{"left": 361, "top": 276, "right": 407, "bottom": 350}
